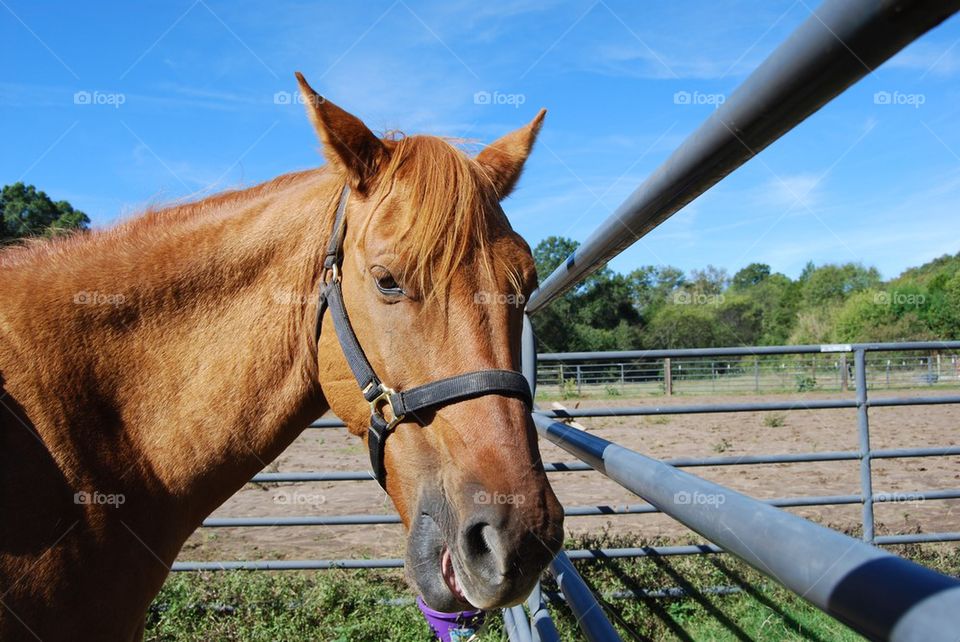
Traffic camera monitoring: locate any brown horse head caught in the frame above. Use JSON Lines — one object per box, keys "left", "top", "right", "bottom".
{"left": 297, "top": 73, "right": 564, "bottom": 611}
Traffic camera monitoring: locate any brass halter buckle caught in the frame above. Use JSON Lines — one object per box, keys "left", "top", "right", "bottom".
{"left": 366, "top": 383, "right": 405, "bottom": 431}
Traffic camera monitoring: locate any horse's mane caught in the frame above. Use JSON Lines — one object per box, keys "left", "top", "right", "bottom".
{"left": 1, "top": 135, "right": 525, "bottom": 305}
{"left": 375, "top": 134, "right": 524, "bottom": 305}
{"left": 0, "top": 169, "right": 323, "bottom": 269}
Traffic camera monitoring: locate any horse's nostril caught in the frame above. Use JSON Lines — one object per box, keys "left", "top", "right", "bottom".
{"left": 464, "top": 521, "right": 492, "bottom": 559}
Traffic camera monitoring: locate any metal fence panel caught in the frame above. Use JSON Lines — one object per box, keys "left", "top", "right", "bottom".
{"left": 533, "top": 413, "right": 960, "bottom": 641}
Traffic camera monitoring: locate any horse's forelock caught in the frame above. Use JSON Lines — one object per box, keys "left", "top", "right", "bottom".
{"left": 371, "top": 135, "right": 524, "bottom": 307}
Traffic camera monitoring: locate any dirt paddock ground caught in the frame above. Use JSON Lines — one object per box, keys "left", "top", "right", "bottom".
{"left": 180, "top": 388, "right": 960, "bottom": 563}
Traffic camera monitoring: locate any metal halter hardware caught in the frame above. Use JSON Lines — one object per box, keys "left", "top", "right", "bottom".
{"left": 315, "top": 185, "right": 533, "bottom": 490}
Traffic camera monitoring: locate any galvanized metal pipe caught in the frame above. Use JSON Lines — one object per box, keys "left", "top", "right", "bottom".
{"left": 877, "top": 533, "right": 960, "bottom": 545}
{"left": 170, "top": 531, "right": 960, "bottom": 571}
{"left": 202, "top": 515, "right": 402, "bottom": 527}
{"left": 522, "top": 315, "right": 538, "bottom": 398}
{"left": 503, "top": 605, "right": 533, "bottom": 642}
{"left": 251, "top": 471, "right": 374, "bottom": 482}
{"left": 509, "top": 605, "right": 533, "bottom": 642}
{"left": 549, "top": 551, "right": 623, "bottom": 642}
{"left": 248, "top": 445, "right": 960, "bottom": 483}
{"left": 171, "top": 558, "right": 405, "bottom": 571}
{"left": 540, "top": 396, "right": 960, "bottom": 418}
{"left": 534, "top": 413, "right": 960, "bottom": 641}
{"left": 198, "top": 489, "right": 960, "bottom": 528}
{"left": 307, "top": 418, "right": 346, "bottom": 428}
{"left": 856, "top": 349, "right": 876, "bottom": 542}
{"left": 526, "top": 582, "right": 561, "bottom": 642}
{"left": 502, "top": 607, "right": 520, "bottom": 642}
{"left": 171, "top": 546, "right": 726, "bottom": 572}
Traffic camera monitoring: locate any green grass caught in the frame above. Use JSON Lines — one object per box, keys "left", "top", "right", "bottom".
{"left": 146, "top": 533, "right": 960, "bottom": 641}
{"left": 146, "top": 569, "right": 442, "bottom": 641}
{"left": 762, "top": 412, "right": 787, "bottom": 428}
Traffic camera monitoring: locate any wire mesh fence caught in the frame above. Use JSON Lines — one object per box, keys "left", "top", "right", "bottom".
{"left": 537, "top": 348, "right": 960, "bottom": 398}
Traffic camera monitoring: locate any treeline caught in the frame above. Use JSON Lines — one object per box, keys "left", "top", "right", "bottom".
{"left": 531, "top": 236, "right": 960, "bottom": 353}
{"left": 0, "top": 182, "right": 89, "bottom": 241}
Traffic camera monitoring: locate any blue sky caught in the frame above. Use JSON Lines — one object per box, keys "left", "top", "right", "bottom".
{"left": 3, "top": 0, "right": 959, "bottom": 281}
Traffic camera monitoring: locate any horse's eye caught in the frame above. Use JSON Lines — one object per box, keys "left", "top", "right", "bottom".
{"left": 373, "top": 270, "right": 404, "bottom": 296}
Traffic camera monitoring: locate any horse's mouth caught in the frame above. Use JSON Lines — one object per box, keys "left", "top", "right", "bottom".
{"left": 406, "top": 488, "right": 560, "bottom": 612}
{"left": 406, "top": 506, "right": 474, "bottom": 612}
{"left": 440, "top": 545, "right": 470, "bottom": 604}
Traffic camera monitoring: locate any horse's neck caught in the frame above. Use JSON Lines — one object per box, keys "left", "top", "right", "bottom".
{"left": 3, "top": 171, "right": 336, "bottom": 524}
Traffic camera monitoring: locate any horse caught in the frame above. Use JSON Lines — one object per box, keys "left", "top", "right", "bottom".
{"left": 0, "top": 72, "right": 564, "bottom": 641}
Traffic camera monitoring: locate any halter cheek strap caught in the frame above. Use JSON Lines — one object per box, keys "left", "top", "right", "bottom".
{"left": 315, "top": 185, "right": 532, "bottom": 490}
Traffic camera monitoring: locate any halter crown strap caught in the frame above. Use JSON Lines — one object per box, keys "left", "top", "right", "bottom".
{"left": 315, "top": 185, "right": 532, "bottom": 490}
{"left": 324, "top": 184, "right": 350, "bottom": 270}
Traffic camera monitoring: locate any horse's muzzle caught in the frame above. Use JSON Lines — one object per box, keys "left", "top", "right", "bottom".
{"left": 406, "top": 486, "right": 563, "bottom": 611}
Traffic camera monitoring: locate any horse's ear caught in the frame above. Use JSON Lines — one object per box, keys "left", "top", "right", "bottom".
{"left": 475, "top": 109, "right": 546, "bottom": 200}
{"left": 295, "top": 72, "right": 387, "bottom": 192}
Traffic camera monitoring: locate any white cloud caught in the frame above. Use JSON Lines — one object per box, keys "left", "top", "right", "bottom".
{"left": 584, "top": 42, "right": 757, "bottom": 80}
{"left": 754, "top": 173, "right": 824, "bottom": 210}
{"left": 886, "top": 40, "right": 960, "bottom": 78}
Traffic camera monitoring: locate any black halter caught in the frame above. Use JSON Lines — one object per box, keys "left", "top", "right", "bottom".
{"left": 315, "top": 185, "right": 533, "bottom": 490}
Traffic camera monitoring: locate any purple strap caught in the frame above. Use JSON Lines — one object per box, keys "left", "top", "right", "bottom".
{"left": 416, "top": 596, "right": 486, "bottom": 641}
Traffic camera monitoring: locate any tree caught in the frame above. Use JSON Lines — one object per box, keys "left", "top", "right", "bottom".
{"left": 833, "top": 288, "right": 933, "bottom": 342}
{"left": 688, "top": 265, "right": 728, "bottom": 296}
{"left": 716, "top": 293, "right": 763, "bottom": 345}
{"left": 896, "top": 253, "right": 960, "bottom": 340}
{"left": 798, "top": 260, "right": 817, "bottom": 283}
{"left": 531, "top": 236, "right": 613, "bottom": 293}
{"left": 530, "top": 236, "right": 641, "bottom": 352}
{"left": 0, "top": 182, "right": 89, "bottom": 241}
{"left": 754, "top": 274, "right": 801, "bottom": 344}
{"left": 628, "top": 265, "right": 685, "bottom": 318}
{"left": 800, "top": 262, "right": 881, "bottom": 306}
{"left": 530, "top": 236, "right": 581, "bottom": 352}
{"left": 789, "top": 308, "right": 838, "bottom": 344}
{"left": 731, "top": 262, "right": 771, "bottom": 290}
{"left": 532, "top": 235, "right": 578, "bottom": 284}
{"left": 925, "top": 272, "right": 960, "bottom": 340}
{"left": 644, "top": 304, "right": 731, "bottom": 349}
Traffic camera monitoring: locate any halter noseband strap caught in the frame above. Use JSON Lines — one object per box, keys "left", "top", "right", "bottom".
{"left": 315, "top": 185, "right": 533, "bottom": 490}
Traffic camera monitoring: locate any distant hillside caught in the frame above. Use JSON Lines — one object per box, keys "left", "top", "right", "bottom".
{"left": 893, "top": 251, "right": 960, "bottom": 286}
